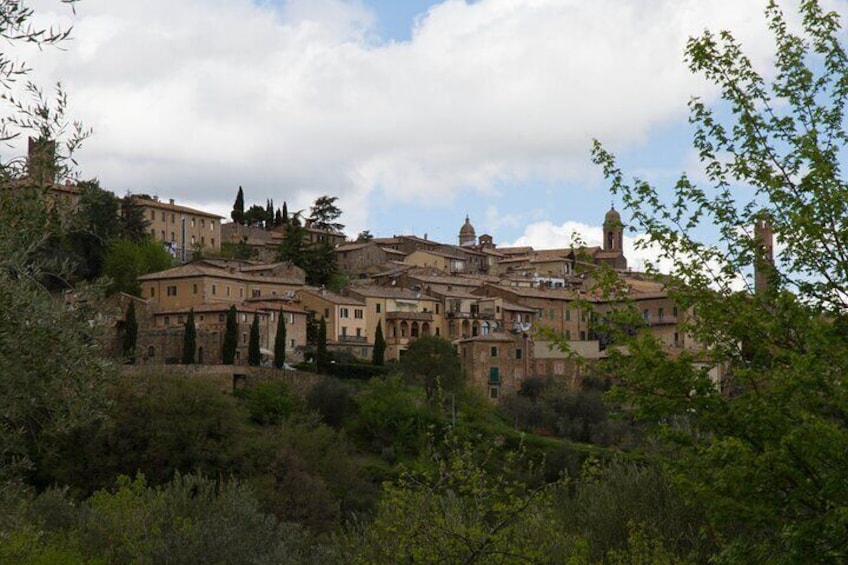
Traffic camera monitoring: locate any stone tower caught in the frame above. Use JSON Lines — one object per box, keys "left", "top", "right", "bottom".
{"left": 754, "top": 213, "right": 774, "bottom": 294}
{"left": 603, "top": 206, "right": 624, "bottom": 253}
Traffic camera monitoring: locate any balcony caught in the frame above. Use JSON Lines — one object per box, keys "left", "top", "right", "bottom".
{"left": 386, "top": 311, "right": 433, "bottom": 322}
{"left": 337, "top": 335, "right": 368, "bottom": 343}
{"left": 445, "top": 311, "right": 495, "bottom": 320}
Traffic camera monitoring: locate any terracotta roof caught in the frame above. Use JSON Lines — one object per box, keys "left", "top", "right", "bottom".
{"left": 347, "top": 286, "right": 437, "bottom": 301}
{"left": 299, "top": 288, "right": 365, "bottom": 306}
{"left": 137, "top": 263, "right": 302, "bottom": 285}
{"left": 132, "top": 197, "right": 223, "bottom": 219}
{"left": 457, "top": 332, "right": 519, "bottom": 344}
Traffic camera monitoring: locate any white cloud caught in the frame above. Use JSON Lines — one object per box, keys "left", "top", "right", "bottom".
{"left": 6, "top": 0, "right": 815, "bottom": 235}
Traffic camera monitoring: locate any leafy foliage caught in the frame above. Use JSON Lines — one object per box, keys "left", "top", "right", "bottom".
{"left": 400, "top": 335, "right": 463, "bottom": 401}
{"left": 101, "top": 237, "right": 172, "bottom": 295}
{"left": 592, "top": 1, "right": 848, "bottom": 561}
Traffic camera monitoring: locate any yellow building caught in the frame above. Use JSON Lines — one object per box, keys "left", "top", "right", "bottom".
{"left": 346, "top": 286, "right": 443, "bottom": 361}
{"left": 133, "top": 197, "right": 223, "bottom": 260}
{"left": 138, "top": 263, "right": 304, "bottom": 310}
{"left": 298, "top": 288, "right": 370, "bottom": 359}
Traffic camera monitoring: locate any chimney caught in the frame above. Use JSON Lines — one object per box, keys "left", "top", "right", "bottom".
{"left": 169, "top": 198, "right": 175, "bottom": 205}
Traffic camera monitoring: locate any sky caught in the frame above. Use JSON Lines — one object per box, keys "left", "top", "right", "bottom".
{"left": 9, "top": 0, "right": 847, "bottom": 270}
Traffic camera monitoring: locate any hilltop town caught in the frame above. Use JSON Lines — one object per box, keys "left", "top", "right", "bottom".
{"left": 21, "top": 137, "right": 746, "bottom": 401}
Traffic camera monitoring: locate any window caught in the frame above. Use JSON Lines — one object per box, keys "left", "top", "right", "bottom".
{"left": 166, "top": 286, "right": 177, "bottom": 296}
{"left": 324, "top": 308, "right": 330, "bottom": 318}
{"left": 290, "top": 339, "right": 295, "bottom": 348}
{"left": 178, "top": 315, "right": 184, "bottom": 324}
{"left": 436, "top": 304, "right": 440, "bottom": 314}
{"left": 287, "top": 313, "right": 293, "bottom": 324}
{"left": 354, "top": 309, "right": 363, "bottom": 319}
{"left": 191, "top": 235, "right": 196, "bottom": 245}
{"left": 537, "top": 309, "right": 544, "bottom": 319}
{"left": 240, "top": 288, "right": 244, "bottom": 298}
{"left": 201, "top": 236, "right": 205, "bottom": 246}
{"left": 673, "top": 306, "right": 679, "bottom": 317}
{"left": 150, "top": 287, "right": 155, "bottom": 298}
{"left": 579, "top": 331, "right": 586, "bottom": 340}
{"left": 192, "top": 284, "right": 198, "bottom": 294}
{"left": 170, "top": 231, "right": 175, "bottom": 241}
{"left": 658, "top": 307, "right": 664, "bottom": 320}
{"left": 565, "top": 330, "right": 571, "bottom": 340}
{"left": 341, "top": 326, "right": 347, "bottom": 337}
{"left": 150, "top": 228, "right": 155, "bottom": 237}
{"left": 435, "top": 327, "right": 440, "bottom": 336}
{"left": 565, "top": 309, "right": 571, "bottom": 321}
{"left": 219, "top": 314, "right": 225, "bottom": 322}
{"left": 376, "top": 303, "right": 381, "bottom": 313}
{"left": 549, "top": 308, "right": 555, "bottom": 319}
{"left": 340, "top": 308, "right": 349, "bottom": 318}
{"left": 161, "top": 230, "right": 165, "bottom": 239}
{"left": 150, "top": 210, "right": 155, "bottom": 220}
{"left": 489, "top": 367, "right": 500, "bottom": 383}
{"left": 674, "top": 332, "right": 680, "bottom": 346}
{"left": 201, "top": 219, "right": 205, "bottom": 228}
{"left": 199, "top": 315, "right": 204, "bottom": 322}
{"left": 241, "top": 314, "right": 247, "bottom": 322}
{"left": 211, "top": 238, "right": 215, "bottom": 247}
{"left": 210, "top": 222, "right": 214, "bottom": 231}
{"left": 356, "top": 328, "right": 361, "bottom": 337}
{"left": 515, "top": 348, "right": 523, "bottom": 360}
{"left": 490, "top": 346, "right": 498, "bottom": 357}
{"left": 147, "top": 345, "right": 155, "bottom": 358}
{"left": 226, "top": 286, "right": 231, "bottom": 297}
{"left": 642, "top": 309, "right": 650, "bottom": 322}
{"left": 191, "top": 218, "right": 195, "bottom": 228}
{"left": 164, "top": 316, "right": 170, "bottom": 325}
{"left": 212, "top": 284, "right": 217, "bottom": 295}
{"left": 489, "top": 387, "right": 499, "bottom": 400}
{"left": 242, "top": 332, "right": 247, "bottom": 344}
{"left": 171, "top": 213, "right": 175, "bottom": 223}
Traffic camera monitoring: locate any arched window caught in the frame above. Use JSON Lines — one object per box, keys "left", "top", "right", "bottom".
{"left": 146, "top": 345, "right": 155, "bottom": 358}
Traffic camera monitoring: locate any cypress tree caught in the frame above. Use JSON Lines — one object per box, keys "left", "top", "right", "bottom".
{"left": 122, "top": 300, "right": 138, "bottom": 364}
{"left": 372, "top": 319, "right": 385, "bottom": 366}
{"left": 222, "top": 305, "right": 238, "bottom": 364}
{"left": 281, "top": 201, "right": 288, "bottom": 225}
{"left": 316, "top": 316, "right": 328, "bottom": 372}
{"left": 182, "top": 308, "right": 196, "bottom": 364}
{"left": 248, "top": 314, "right": 261, "bottom": 366}
{"left": 231, "top": 186, "right": 245, "bottom": 225}
{"left": 274, "top": 308, "right": 287, "bottom": 369}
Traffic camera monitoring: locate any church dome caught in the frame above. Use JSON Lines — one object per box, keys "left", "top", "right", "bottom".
{"left": 459, "top": 215, "right": 476, "bottom": 245}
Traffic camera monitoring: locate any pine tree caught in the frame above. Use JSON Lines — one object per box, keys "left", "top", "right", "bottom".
{"left": 222, "top": 305, "right": 238, "bottom": 364}
{"left": 181, "top": 308, "right": 196, "bottom": 364}
{"left": 281, "top": 201, "right": 289, "bottom": 225}
{"left": 274, "top": 308, "right": 287, "bottom": 369}
{"left": 122, "top": 301, "right": 138, "bottom": 364}
{"left": 372, "top": 319, "right": 386, "bottom": 366}
{"left": 248, "top": 315, "right": 261, "bottom": 367}
{"left": 316, "top": 316, "right": 328, "bottom": 372}
{"left": 274, "top": 207, "right": 283, "bottom": 227}
{"left": 231, "top": 186, "right": 245, "bottom": 225}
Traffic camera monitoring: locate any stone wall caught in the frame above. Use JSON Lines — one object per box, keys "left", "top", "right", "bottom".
{"left": 119, "top": 364, "right": 321, "bottom": 396}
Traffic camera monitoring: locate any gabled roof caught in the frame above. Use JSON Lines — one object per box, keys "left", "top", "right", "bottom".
{"left": 137, "top": 263, "right": 302, "bottom": 285}
{"left": 347, "top": 286, "right": 437, "bottom": 301}
{"left": 132, "top": 197, "right": 223, "bottom": 219}
{"left": 299, "top": 288, "right": 365, "bottom": 306}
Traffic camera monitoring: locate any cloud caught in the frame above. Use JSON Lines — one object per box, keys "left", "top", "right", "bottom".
{"left": 8, "top": 0, "right": 807, "bottom": 234}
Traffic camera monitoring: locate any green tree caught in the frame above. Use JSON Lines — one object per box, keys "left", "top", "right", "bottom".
{"left": 308, "top": 195, "right": 344, "bottom": 232}
{"left": 401, "top": 335, "right": 463, "bottom": 401}
{"left": 592, "top": 1, "right": 848, "bottom": 561}
{"left": 372, "top": 320, "right": 385, "bottom": 366}
{"left": 122, "top": 300, "right": 138, "bottom": 364}
{"left": 248, "top": 315, "right": 261, "bottom": 367}
{"left": 276, "top": 213, "right": 309, "bottom": 266}
{"left": 101, "top": 237, "right": 173, "bottom": 295}
{"left": 119, "top": 193, "right": 150, "bottom": 241}
{"left": 182, "top": 308, "right": 196, "bottom": 365}
{"left": 222, "top": 305, "right": 238, "bottom": 364}
{"left": 231, "top": 185, "right": 245, "bottom": 225}
{"left": 355, "top": 230, "right": 373, "bottom": 242}
{"left": 274, "top": 308, "right": 287, "bottom": 369}
{"left": 316, "top": 317, "right": 329, "bottom": 372}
